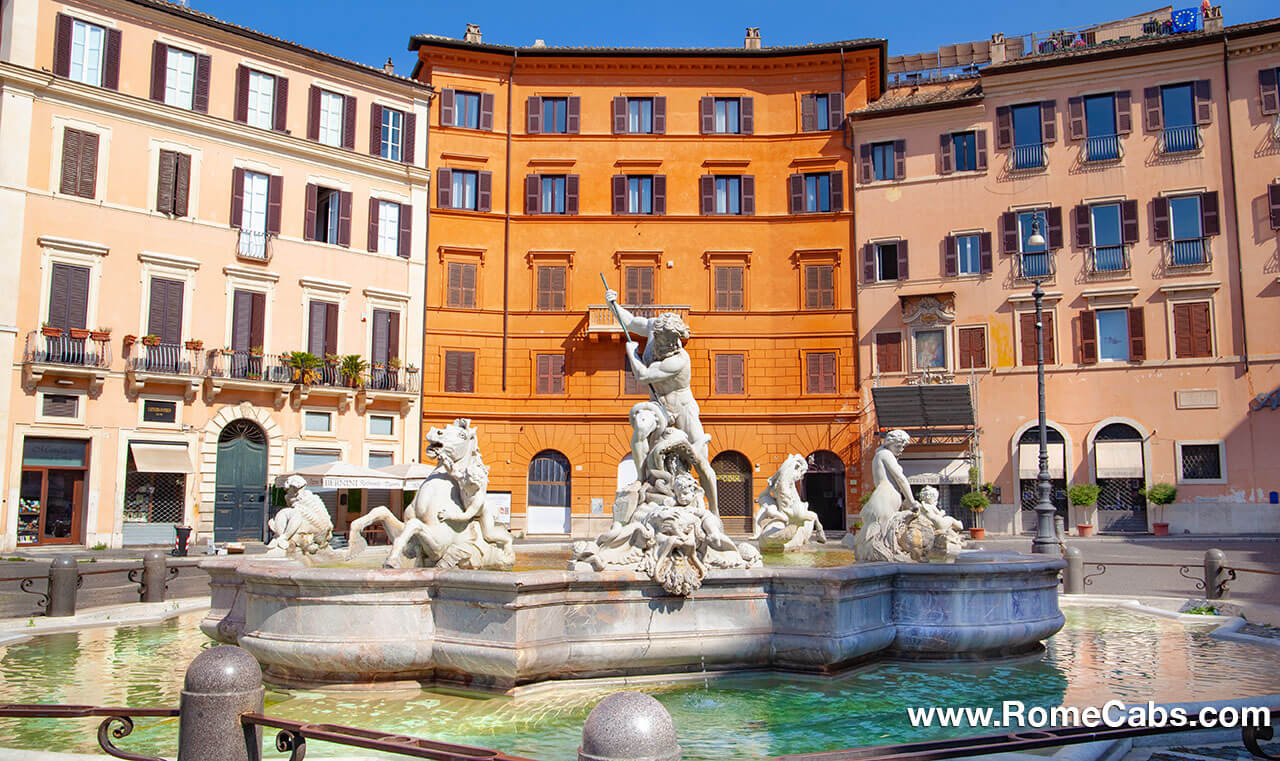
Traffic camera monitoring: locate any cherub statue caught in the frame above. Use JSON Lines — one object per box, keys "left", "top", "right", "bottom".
{"left": 266, "top": 474, "right": 333, "bottom": 556}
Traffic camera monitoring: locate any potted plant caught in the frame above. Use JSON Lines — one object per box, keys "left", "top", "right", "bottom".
{"left": 1067, "top": 484, "right": 1101, "bottom": 537}
{"left": 249, "top": 345, "right": 264, "bottom": 357}
{"left": 340, "top": 354, "right": 369, "bottom": 388}
{"left": 184, "top": 338, "right": 203, "bottom": 351}
{"left": 1140, "top": 483, "right": 1177, "bottom": 536}
{"left": 220, "top": 346, "right": 235, "bottom": 357}
{"left": 90, "top": 327, "right": 111, "bottom": 342}
{"left": 68, "top": 327, "right": 91, "bottom": 340}
{"left": 141, "top": 334, "right": 161, "bottom": 347}
{"left": 41, "top": 322, "right": 62, "bottom": 338}
{"left": 961, "top": 490, "right": 991, "bottom": 539}
{"left": 123, "top": 334, "right": 138, "bottom": 347}
{"left": 285, "top": 351, "right": 322, "bottom": 386}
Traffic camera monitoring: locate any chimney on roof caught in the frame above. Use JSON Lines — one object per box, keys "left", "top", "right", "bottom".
{"left": 383, "top": 57, "right": 395, "bottom": 75}
{"left": 533, "top": 39, "right": 547, "bottom": 47}
{"left": 989, "top": 32, "right": 1007, "bottom": 65}
{"left": 744, "top": 27, "right": 762, "bottom": 49}
{"left": 464, "top": 24, "right": 482, "bottom": 43}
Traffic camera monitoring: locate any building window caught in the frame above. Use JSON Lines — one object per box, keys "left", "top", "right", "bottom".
{"left": 164, "top": 48, "right": 196, "bottom": 110}
{"left": 1019, "top": 311, "right": 1056, "bottom": 366}
{"left": 875, "top": 242, "right": 902, "bottom": 282}
{"left": 714, "top": 266, "right": 744, "bottom": 311}
{"left": 1169, "top": 195, "right": 1206, "bottom": 266}
{"left": 527, "top": 451, "right": 571, "bottom": 518}
{"left": 306, "top": 300, "right": 338, "bottom": 357}
{"left": 536, "top": 265, "right": 566, "bottom": 311}
{"left": 238, "top": 170, "right": 269, "bottom": 258}
{"left": 318, "top": 90, "right": 345, "bottom": 147}
{"left": 540, "top": 97, "right": 569, "bottom": 133}
{"left": 1160, "top": 83, "right": 1198, "bottom": 153}
{"left": 629, "top": 97, "right": 654, "bottom": 133}
{"left": 69, "top": 19, "right": 105, "bottom": 86}
{"left": 714, "top": 97, "right": 741, "bottom": 133}
{"left": 1008, "top": 103, "right": 1046, "bottom": 169}
{"left": 247, "top": 71, "right": 275, "bottom": 130}
{"left": 535, "top": 354, "right": 566, "bottom": 395}
{"left": 444, "top": 350, "right": 475, "bottom": 393}
{"left": 956, "top": 234, "right": 981, "bottom": 275}
{"left": 1090, "top": 203, "right": 1126, "bottom": 272}
{"left": 1095, "top": 309, "right": 1131, "bottom": 362}
{"left": 714, "top": 353, "right": 745, "bottom": 395}
{"left": 871, "top": 142, "right": 897, "bottom": 181}
{"left": 812, "top": 93, "right": 831, "bottom": 131}
{"left": 913, "top": 329, "right": 946, "bottom": 370}
{"left": 41, "top": 393, "right": 80, "bottom": 419}
{"left": 952, "top": 131, "right": 977, "bottom": 171}
{"left": 313, "top": 187, "right": 342, "bottom": 244}
{"left": 806, "top": 173, "right": 831, "bottom": 212}
{"left": 156, "top": 150, "right": 191, "bottom": 217}
{"left": 452, "top": 90, "right": 482, "bottom": 129}
{"left": 623, "top": 266, "right": 654, "bottom": 305}
{"left": 1179, "top": 442, "right": 1223, "bottom": 482}
{"left": 804, "top": 264, "right": 835, "bottom": 309}
{"left": 1083, "top": 93, "right": 1120, "bottom": 161}
{"left": 714, "top": 176, "right": 741, "bottom": 215}
{"left": 379, "top": 107, "right": 403, "bottom": 161}
{"left": 446, "top": 261, "right": 477, "bottom": 309}
{"left": 802, "top": 92, "right": 843, "bottom": 132}
{"left": 541, "top": 175, "right": 567, "bottom": 214}
{"left": 59, "top": 128, "right": 99, "bottom": 199}
{"left": 805, "top": 352, "right": 837, "bottom": 394}
{"left": 141, "top": 399, "right": 177, "bottom": 425}
{"left": 790, "top": 172, "right": 842, "bottom": 213}
{"left": 303, "top": 410, "right": 333, "bottom": 433}
{"left": 375, "top": 201, "right": 400, "bottom": 256}
{"left": 1172, "top": 301, "right": 1212, "bottom": 358}
{"left": 450, "top": 170, "right": 479, "bottom": 211}
{"left": 369, "top": 415, "right": 394, "bottom": 437}
{"left": 627, "top": 176, "right": 654, "bottom": 214}
{"left": 1017, "top": 209, "right": 1052, "bottom": 278}
{"left": 46, "top": 263, "right": 90, "bottom": 331}
{"left": 957, "top": 326, "right": 987, "bottom": 369}
{"left": 875, "top": 332, "right": 902, "bottom": 374}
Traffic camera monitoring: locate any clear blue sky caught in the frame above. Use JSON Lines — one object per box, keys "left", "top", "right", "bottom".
{"left": 195, "top": 0, "right": 1276, "bottom": 75}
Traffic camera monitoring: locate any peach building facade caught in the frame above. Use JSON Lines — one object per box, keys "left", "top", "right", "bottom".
{"left": 0, "top": 0, "right": 431, "bottom": 549}
{"left": 852, "top": 16, "right": 1280, "bottom": 534}
{"left": 410, "top": 30, "right": 880, "bottom": 536}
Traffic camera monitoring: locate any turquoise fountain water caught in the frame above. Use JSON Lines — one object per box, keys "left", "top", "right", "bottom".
{"left": 1, "top": 607, "right": 1279, "bottom": 760}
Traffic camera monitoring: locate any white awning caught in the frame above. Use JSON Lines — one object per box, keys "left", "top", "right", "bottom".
{"left": 130, "top": 442, "right": 194, "bottom": 474}
{"left": 1018, "top": 443, "right": 1066, "bottom": 479}
{"left": 901, "top": 458, "right": 971, "bottom": 485}
{"left": 278, "top": 461, "right": 403, "bottom": 490}
{"left": 374, "top": 461, "right": 435, "bottom": 489}
{"left": 1095, "top": 441, "right": 1144, "bottom": 478}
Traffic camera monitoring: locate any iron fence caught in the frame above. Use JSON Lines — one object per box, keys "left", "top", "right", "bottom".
{"left": 23, "top": 330, "right": 112, "bottom": 368}
{"left": 205, "top": 351, "right": 293, "bottom": 383}
{"left": 1011, "top": 143, "right": 1048, "bottom": 170}
{"left": 1169, "top": 238, "right": 1211, "bottom": 268}
{"left": 1162, "top": 125, "right": 1203, "bottom": 154}
{"left": 1017, "top": 252, "right": 1055, "bottom": 280}
{"left": 238, "top": 229, "right": 271, "bottom": 261}
{"left": 1089, "top": 245, "right": 1129, "bottom": 275}
{"left": 1083, "top": 134, "right": 1123, "bottom": 162}
{"left": 127, "top": 342, "right": 203, "bottom": 375}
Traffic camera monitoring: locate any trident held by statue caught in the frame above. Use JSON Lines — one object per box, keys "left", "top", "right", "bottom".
{"left": 600, "top": 273, "right": 668, "bottom": 419}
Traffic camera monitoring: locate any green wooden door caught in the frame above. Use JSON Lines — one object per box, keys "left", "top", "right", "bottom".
{"left": 214, "top": 420, "right": 268, "bottom": 541}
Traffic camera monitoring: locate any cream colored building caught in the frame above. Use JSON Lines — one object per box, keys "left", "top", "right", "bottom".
{"left": 0, "top": 0, "right": 431, "bottom": 549}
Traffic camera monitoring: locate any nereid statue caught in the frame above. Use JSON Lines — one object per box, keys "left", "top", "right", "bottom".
{"left": 266, "top": 474, "right": 334, "bottom": 556}
{"left": 347, "top": 418, "right": 515, "bottom": 570}
{"left": 753, "top": 454, "right": 827, "bottom": 552}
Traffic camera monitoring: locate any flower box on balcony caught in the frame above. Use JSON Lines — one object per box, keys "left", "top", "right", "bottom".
{"left": 123, "top": 334, "right": 138, "bottom": 346}
{"left": 41, "top": 326, "right": 63, "bottom": 338}
{"left": 184, "top": 340, "right": 204, "bottom": 351}
{"left": 90, "top": 330, "right": 111, "bottom": 342}
{"left": 68, "top": 328, "right": 91, "bottom": 340}
{"left": 141, "top": 335, "right": 162, "bottom": 347}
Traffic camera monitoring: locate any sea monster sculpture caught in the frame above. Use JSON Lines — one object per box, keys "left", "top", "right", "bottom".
{"left": 753, "top": 454, "right": 828, "bottom": 552}
{"left": 266, "top": 474, "right": 334, "bottom": 556}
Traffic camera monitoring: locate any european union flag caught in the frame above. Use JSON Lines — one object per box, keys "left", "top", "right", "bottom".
{"left": 1171, "top": 7, "right": 1202, "bottom": 32}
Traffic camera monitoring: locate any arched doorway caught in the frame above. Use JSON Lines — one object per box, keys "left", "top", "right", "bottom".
{"left": 801, "top": 451, "right": 846, "bottom": 531}
{"left": 712, "top": 451, "right": 752, "bottom": 534}
{"left": 1017, "top": 426, "right": 1068, "bottom": 522}
{"left": 1093, "top": 423, "right": 1147, "bottom": 533}
{"left": 214, "top": 419, "right": 268, "bottom": 541}
{"left": 527, "top": 450, "right": 571, "bottom": 534}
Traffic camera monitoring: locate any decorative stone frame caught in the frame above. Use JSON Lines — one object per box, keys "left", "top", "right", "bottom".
{"left": 437, "top": 245, "right": 485, "bottom": 310}
{"left": 196, "top": 403, "right": 286, "bottom": 541}
{"left": 791, "top": 248, "right": 841, "bottom": 311}
{"left": 49, "top": 115, "right": 112, "bottom": 203}
{"left": 1174, "top": 439, "right": 1228, "bottom": 485}
{"left": 702, "top": 250, "right": 751, "bottom": 312}
{"left": 525, "top": 250, "right": 575, "bottom": 313}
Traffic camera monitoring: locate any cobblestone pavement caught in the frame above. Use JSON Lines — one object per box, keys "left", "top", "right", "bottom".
{"left": 1125, "top": 741, "right": 1280, "bottom": 761}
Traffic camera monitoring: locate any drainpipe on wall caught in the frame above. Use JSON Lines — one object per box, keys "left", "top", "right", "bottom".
{"left": 840, "top": 47, "right": 861, "bottom": 395}
{"left": 501, "top": 52, "right": 517, "bottom": 391}
{"left": 1221, "top": 34, "right": 1249, "bottom": 372}
{"left": 417, "top": 86, "right": 436, "bottom": 460}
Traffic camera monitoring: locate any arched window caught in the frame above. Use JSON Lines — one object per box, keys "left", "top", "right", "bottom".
{"left": 1093, "top": 422, "right": 1147, "bottom": 532}
{"left": 1016, "top": 425, "right": 1068, "bottom": 518}
{"left": 527, "top": 450, "right": 571, "bottom": 508}
{"left": 1096, "top": 422, "right": 1142, "bottom": 441}
{"left": 712, "top": 451, "right": 753, "bottom": 534}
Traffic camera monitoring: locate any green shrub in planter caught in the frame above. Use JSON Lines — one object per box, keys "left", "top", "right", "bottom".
{"left": 1067, "top": 484, "right": 1101, "bottom": 507}
{"left": 960, "top": 490, "right": 990, "bottom": 512}
{"left": 1140, "top": 483, "right": 1178, "bottom": 505}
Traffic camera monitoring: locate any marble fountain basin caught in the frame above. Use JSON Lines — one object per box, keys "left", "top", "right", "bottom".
{"left": 200, "top": 551, "right": 1065, "bottom": 694}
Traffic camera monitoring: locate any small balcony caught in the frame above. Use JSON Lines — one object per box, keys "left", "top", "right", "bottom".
{"left": 22, "top": 328, "right": 112, "bottom": 393}
{"left": 1010, "top": 143, "right": 1048, "bottom": 171}
{"left": 1160, "top": 125, "right": 1202, "bottom": 155}
{"left": 1088, "top": 245, "right": 1131, "bottom": 276}
{"left": 1082, "top": 134, "right": 1123, "bottom": 163}
{"left": 1015, "top": 252, "right": 1055, "bottom": 281}
{"left": 1168, "top": 238, "right": 1212, "bottom": 269}
{"left": 125, "top": 342, "right": 205, "bottom": 402}
{"left": 586, "top": 304, "right": 691, "bottom": 339}
{"left": 205, "top": 350, "right": 293, "bottom": 405}
{"left": 237, "top": 229, "right": 271, "bottom": 262}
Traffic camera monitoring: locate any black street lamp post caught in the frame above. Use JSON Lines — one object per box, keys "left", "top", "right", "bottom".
{"left": 1027, "top": 215, "right": 1059, "bottom": 554}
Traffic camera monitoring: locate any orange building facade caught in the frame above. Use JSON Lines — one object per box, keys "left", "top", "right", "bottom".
{"left": 411, "top": 30, "right": 882, "bottom": 536}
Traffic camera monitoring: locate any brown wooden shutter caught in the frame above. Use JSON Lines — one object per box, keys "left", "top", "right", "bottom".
{"left": 526, "top": 96, "right": 542, "bottom": 134}
{"left": 652, "top": 175, "right": 666, "bottom": 215}
{"left": 976, "top": 130, "right": 989, "bottom": 170}
{"left": 230, "top": 167, "right": 245, "bottom": 228}
{"left": 477, "top": 171, "right": 492, "bottom": 212}
{"left": 402, "top": 112, "right": 415, "bottom": 163}
{"left": 1079, "top": 309, "right": 1097, "bottom": 364}
{"left": 157, "top": 150, "right": 176, "bottom": 214}
{"left": 1143, "top": 87, "right": 1162, "bottom": 131}
{"left": 150, "top": 42, "right": 166, "bottom": 101}
{"left": 1019, "top": 313, "right": 1037, "bottom": 366}
{"left": 612, "top": 97, "right": 627, "bottom": 133}
{"left": 324, "top": 302, "right": 338, "bottom": 356}
{"left": 302, "top": 183, "right": 318, "bottom": 240}
{"left": 939, "top": 133, "right": 953, "bottom": 174}
{"left": 893, "top": 140, "right": 906, "bottom": 179}
{"left": 995, "top": 106, "right": 1012, "bottom": 149}
{"left": 76, "top": 131, "right": 98, "bottom": 198}
{"left": 461, "top": 263, "right": 477, "bottom": 307}
{"left": 727, "top": 266, "right": 744, "bottom": 310}
{"left": 1268, "top": 184, "right": 1280, "bottom": 230}
{"left": 788, "top": 174, "right": 804, "bottom": 213}
{"left": 1074, "top": 204, "right": 1092, "bottom": 247}
{"left": 444, "top": 351, "right": 458, "bottom": 391}
{"left": 369, "top": 103, "right": 384, "bottom": 154}
{"left": 1192, "top": 302, "right": 1211, "bottom": 357}
{"left": 307, "top": 301, "right": 326, "bottom": 355}
{"left": 103, "top": 28, "right": 121, "bottom": 90}
{"left": 49, "top": 263, "right": 89, "bottom": 330}
{"left": 740, "top": 175, "right": 755, "bottom": 215}
{"left": 566, "top": 96, "right": 580, "bottom": 133}
{"left": 612, "top": 175, "right": 626, "bottom": 214}
{"left": 1172, "top": 303, "right": 1193, "bottom": 358}
{"left": 230, "top": 290, "right": 251, "bottom": 351}
{"left": 59, "top": 128, "right": 82, "bottom": 196}
{"left": 713, "top": 355, "right": 728, "bottom": 394}
{"left": 536, "top": 267, "right": 550, "bottom": 311}
{"left": 249, "top": 291, "right": 265, "bottom": 350}
{"left": 944, "top": 235, "right": 958, "bottom": 277}
{"left": 1067, "top": 97, "right": 1085, "bottom": 140}
{"left": 1040, "top": 100, "right": 1057, "bottom": 143}
{"left": 979, "top": 232, "right": 993, "bottom": 274}
{"left": 828, "top": 92, "right": 844, "bottom": 130}
{"left": 387, "top": 311, "right": 400, "bottom": 361}
{"left": 829, "top": 170, "right": 843, "bottom": 211}
{"left": 1121, "top": 199, "right": 1139, "bottom": 244}
{"left": 653, "top": 97, "right": 666, "bottom": 133}
{"left": 367, "top": 197, "right": 380, "bottom": 251}
{"left": 740, "top": 97, "right": 753, "bottom": 133}
{"left": 858, "top": 144, "right": 872, "bottom": 184}
{"left": 341, "top": 95, "right": 356, "bottom": 149}
{"left": 446, "top": 262, "right": 461, "bottom": 307}
{"left": 1115, "top": 90, "right": 1132, "bottom": 134}
{"left": 53, "top": 14, "right": 73, "bottom": 77}
{"left": 1200, "top": 191, "right": 1220, "bottom": 236}
{"left": 440, "top": 88, "right": 455, "bottom": 126}
{"left": 958, "top": 327, "right": 986, "bottom": 369}
{"left": 861, "top": 243, "right": 875, "bottom": 283}
{"left": 1261, "top": 69, "right": 1280, "bottom": 116}
{"left": 1046, "top": 206, "right": 1064, "bottom": 250}
{"left": 172, "top": 153, "right": 190, "bottom": 217}
{"left": 479, "top": 92, "right": 494, "bottom": 130}
{"left": 800, "top": 94, "right": 816, "bottom": 132}
{"left": 371, "top": 309, "right": 390, "bottom": 364}
{"left": 535, "top": 355, "right": 550, "bottom": 394}
{"left": 700, "top": 96, "right": 714, "bottom": 133}
{"left": 48, "top": 264, "right": 69, "bottom": 330}
{"left": 234, "top": 65, "right": 250, "bottom": 123}
{"left": 148, "top": 278, "right": 184, "bottom": 344}
{"left": 397, "top": 202, "right": 412, "bottom": 258}
{"left": 525, "top": 174, "right": 540, "bottom": 214}
{"left": 193, "top": 54, "right": 211, "bottom": 113}
{"left": 895, "top": 241, "right": 909, "bottom": 280}
{"left": 1001, "top": 211, "right": 1018, "bottom": 253}
{"left": 565, "top": 175, "right": 579, "bottom": 215}
{"left": 273, "top": 76, "right": 289, "bottom": 132}
{"left": 1152, "top": 196, "right": 1171, "bottom": 241}
{"left": 875, "top": 333, "right": 902, "bottom": 373}
{"left": 266, "top": 174, "right": 282, "bottom": 235}
{"left": 1128, "top": 307, "right": 1146, "bottom": 361}
{"left": 699, "top": 175, "right": 714, "bottom": 215}
{"left": 1044, "top": 312, "right": 1056, "bottom": 364}
{"left": 1194, "top": 80, "right": 1212, "bottom": 125}
{"left": 307, "top": 86, "right": 321, "bottom": 140}
{"left": 337, "top": 191, "right": 352, "bottom": 246}
{"left": 436, "top": 168, "right": 452, "bottom": 208}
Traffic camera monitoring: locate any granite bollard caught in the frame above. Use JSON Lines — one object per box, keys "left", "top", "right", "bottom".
{"left": 46, "top": 555, "right": 79, "bottom": 617}
{"left": 178, "top": 645, "right": 264, "bottom": 761}
{"left": 141, "top": 550, "right": 168, "bottom": 603}
{"left": 580, "top": 692, "right": 681, "bottom": 761}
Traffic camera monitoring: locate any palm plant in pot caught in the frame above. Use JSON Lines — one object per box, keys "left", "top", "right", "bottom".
{"left": 961, "top": 489, "right": 990, "bottom": 539}
{"left": 340, "top": 354, "right": 369, "bottom": 389}
{"left": 285, "top": 351, "right": 322, "bottom": 386}
{"left": 1140, "top": 483, "right": 1177, "bottom": 536}
{"left": 1067, "top": 483, "right": 1101, "bottom": 537}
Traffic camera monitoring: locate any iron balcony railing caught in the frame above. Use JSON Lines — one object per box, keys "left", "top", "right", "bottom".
{"left": 1169, "top": 237, "right": 1212, "bottom": 268}
{"left": 23, "top": 330, "right": 112, "bottom": 368}
{"left": 206, "top": 350, "right": 292, "bottom": 383}
{"left": 127, "top": 342, "right": 203, "bottom": 376}
{"left": 1083, "top": 134, "right": 1123, "bottom": 162}
{"left": 587, "top": 304, "right": 691, "bottom": 332}
{"left": 1017, "top": 251, "right": 1055, "bottom": 280}
{"left": 368, "top": 365, "right": 420, "bottom": 393}
{"left": 1161, "top": 124, "right": 1203, "bottom": 154}
{"left": 1089, "top": 245, "right": 1130, "bottom": 275}
{"left": 237, "top": 229, "right": 270, "bottom": 261}
{"left": 1011, "top": 142, "right": 1048, "bottom": 170}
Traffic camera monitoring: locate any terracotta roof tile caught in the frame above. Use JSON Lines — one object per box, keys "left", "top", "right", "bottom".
{"left": 409, "top": 33, "right": 884, "bottom": 57}
{"left": 853, "top": 79, "right": 983, "bottom": 117}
